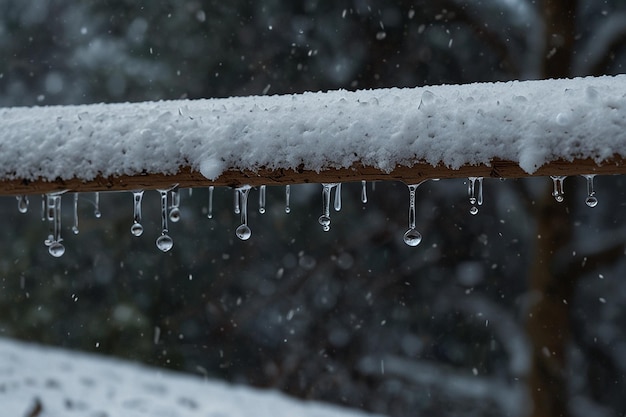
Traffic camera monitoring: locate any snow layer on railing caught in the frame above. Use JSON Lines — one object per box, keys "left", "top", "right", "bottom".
{"left": 0, "top": 75, "right": 625, "bottom": 181}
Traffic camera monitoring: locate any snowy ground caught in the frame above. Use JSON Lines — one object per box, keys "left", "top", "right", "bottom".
{"left": 0, "top": 338, "right": 383, "bottom": 417}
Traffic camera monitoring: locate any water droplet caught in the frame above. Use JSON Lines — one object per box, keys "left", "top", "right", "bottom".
{"left": 169, "top": 207, "right": 181, "bottom": 222}
{"left": 285, "top": 184, "right": 291, "bottom": 214}
{"left": 156, "top": 234, "right": 174, "bottom": 252}
{"left": 583, "top": 174, "right": 598, "bottom": 208}
{"left": 550, "top": 176, "right": 566, "bottom": 202}
{"left": 44, "top": 191, "right": 67, "bottom": 257}
{"left": 94, "top": 192, "right": 101, "bottom": 218}
{"left": 403, "top": 182, "right": 426, "bottom": 246}
{"left": 259, "top": 185, "right": 266, "bottom": 214}
{"left": 586, "top": 196, "right": 598, "bottom": 207}
{"left": 236, "top": 224, "right": 252, "bottom": 240}
{"left": 48, "top": 242, "right": 65, "bottom": 257}
{"left": 72, "top": 193, "right": 79, "bottom": 234}
{"left": 16, "top": 195, "right": 28, "bottom": 213}
{"left": 361, "top": 180, "right": 368, "bottom": 204}
{"left": 319, "top": 183, "right": 337, "bottom": 231}
{"left": 235, "top": 185, "right": 252, "bottom": 240}
{"left": 169, "top": 187, "right": 181, "bottom": 222}
{"left": 155, "top": 186, "right": 177, "bottom": 251}
{"left": 131, "top": 190, "right": 144, "bottom": 236}
{"left": 131, "top": 223, "right": 144, "bottom": 237}
{"left": 207, "top": 186, "right": 214, "bottom": 219}
{"left": 403, "top": 228, "right": 422, "bottom": 246}
{"left": 468, "top": 177, "right": 483, "bottom": 215}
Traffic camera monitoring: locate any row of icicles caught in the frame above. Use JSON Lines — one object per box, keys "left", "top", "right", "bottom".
{"left": 15, "top": 174, "right": 598, "bottom": 257}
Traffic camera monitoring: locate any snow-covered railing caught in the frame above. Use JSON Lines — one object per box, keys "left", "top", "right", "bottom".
{"left": 1, "top": 75, "right": 625, "bottom": 195}
{"left": 1, "top": 75, "right": 625, "bottom": 256}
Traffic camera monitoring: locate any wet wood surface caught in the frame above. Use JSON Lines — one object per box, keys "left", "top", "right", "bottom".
{"left": 0, "top": 157, "right": 624, "bottom": 196}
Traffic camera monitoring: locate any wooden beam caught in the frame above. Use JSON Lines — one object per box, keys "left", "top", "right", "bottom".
{"left": 0, "top": 156, "right": 624, "bottom": 196}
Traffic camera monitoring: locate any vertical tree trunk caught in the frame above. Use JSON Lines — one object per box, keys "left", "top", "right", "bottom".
{"left": 526, "top": 184, "right": 576, "bottom": 417}
{"left": 527, "top": 1, "right": 578, "bottom": 416}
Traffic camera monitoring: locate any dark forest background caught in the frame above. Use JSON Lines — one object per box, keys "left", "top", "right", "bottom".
{"left": 1, "top": 1, "right": 626, "bottom": 416}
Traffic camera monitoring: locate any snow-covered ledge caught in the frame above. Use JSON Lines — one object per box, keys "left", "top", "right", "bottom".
{"left": 0, "top": 75, "right": 625, "bottom": 196}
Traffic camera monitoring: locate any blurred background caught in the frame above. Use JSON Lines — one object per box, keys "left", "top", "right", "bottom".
{"left": 1, "top": 1, "right": 626, "bottom": 416}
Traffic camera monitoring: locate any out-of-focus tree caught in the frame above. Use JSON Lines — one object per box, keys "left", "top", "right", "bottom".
{"left": 0, "top": 1, "right": 626, "bottom": 417}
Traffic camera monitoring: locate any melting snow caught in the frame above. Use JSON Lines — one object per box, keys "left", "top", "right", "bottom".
{"left": 0, "top": 337, "right": 382, "bottom": 417}
{"left": 0, "top": 75, "right": 625, "bottom": 182}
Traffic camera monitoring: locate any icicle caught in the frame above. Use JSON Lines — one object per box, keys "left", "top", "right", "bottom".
{"left": 361, "top": 180, "right": 368, "bottom": 204}
{"left": 131, "top": 190, "right": 144, "bottom": 237}
{"left": 285, "top": 185, "right": 291, "bottom": 214}
{"left": 188, "top": 188, "right": 193, "bottom": 197}
{"left": 334, "top": 183, "right": 342, "bottom": 211}
{"left": 45, "top": 191, "right": 66, "bottom": 257}
{"left": 550, "top": 176, "right": 566, "bottom": 202}
{"left": 155, "top": 188, "right": 174, "bottom": 252}
{"left": 583, "top": 174, "right": 598, "bottom": 207}
{"left": 468, "top": 177, "right": 483, "bottom": 215}
{"left": 94, "top": 192, "right": 101, "bottom": 218}
{"left": 72, "top": 193, "right": 79, "bottom": 235}
{"left": 403, "top": 182, "right": 425, "bottom": 246}
{"left": 169, "top": 186, "right": 181, "bottom": 222}
{"left": 235, "top": 185, "right": 252, "bottom": 240}
{"left": 234, "top": 189, "right": 240, "bottom": 214}
{"left": 259, "top": 185, "right": 266, "bottom": 214}
{"left": 207, "top": 186, "right": 214, "bottom": 219}
{"left": 16, "top": 195, "right": 28, "bottom": 214}
{"left": 41, "top": 194, "right": 46, "bottom": 222}
{"left": 318, "top": 183, "right": 337, "bottom": 232}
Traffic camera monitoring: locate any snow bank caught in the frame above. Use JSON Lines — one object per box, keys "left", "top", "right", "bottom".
{"left": 0, "top": 75, "right": 624, "bottom": 182}
{"left": 0, "top": 337, "right": 382, "bottom": 417}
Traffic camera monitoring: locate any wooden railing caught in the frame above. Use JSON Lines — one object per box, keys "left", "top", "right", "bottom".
{"left": 1, "top": 156, "right": 624, "bottom": 196}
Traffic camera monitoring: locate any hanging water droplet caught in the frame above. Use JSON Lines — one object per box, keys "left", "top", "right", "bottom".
{"left": 236, "top": 224, "right": 252, "bottom": 240}
{"left": 48, "top": 242, "right": 66, "bottom": 257}
{"left": 285, "top": 184, "right": 291, "bottom": 214}
{"left": 156, "top": 235, "right": 174, "bottom": 252}
{"left": 361, "top": 180, "right": 368, "bottom": 204}
{"left": 235, "top": 185, "right": 252, "bottom": 240}
{"left": 72, "top": 193, "right": 79, "bottom": 235}
{"left": 403, "top": 182, "right": 425, "bottom": 246}
{"left": 94, "top": 192, "right": 101, "bottom": 218}
{"left": 131, "top": 223, "right": 144, "bottom": 237}
{"left": 155, "top": 187, "right": 175, "bottom": 252}
{"left": 468, "top": 177, "right": 483, "bottom": 215}
{"left": 207, "top": 186, "right": 214, "bottom": 219}
{"left": 45, "top": 191, "right": 67, "bottom": 257}
{"left": 334, "top": 183, "right": 342, "bottom": 211}
{"left": 550, "top": 176, "right": 566, "bottom": 202}
{"left": 16, "top": 195, "right": 29, "bottom": 213}
{"left": 583, "top": 174, "right": 598, "bottom": 207}
{"left": 403, "top": 228, "right": 422, "bottom": 247}
{"left": 318, "top": 183, "right": 337, "bottom": 232}
{"left": 169, "top": 187, "right": 181, "bottom": 222}
{"left": 131, "top": 190, "right": 144, "bottom": 237}
{"left": 259, "top": 185, "right": 266, "bottom": 214}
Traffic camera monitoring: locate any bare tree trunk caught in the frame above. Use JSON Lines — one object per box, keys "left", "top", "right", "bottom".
{"left": 526, "top": 1, "right": 579, "bottom": 416}
{"left": 526, "top": 183, "right": 575, "bottom": 417}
